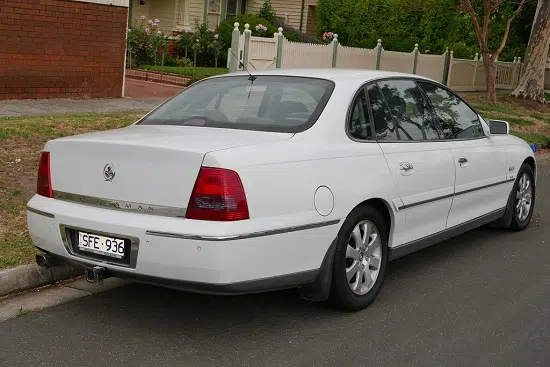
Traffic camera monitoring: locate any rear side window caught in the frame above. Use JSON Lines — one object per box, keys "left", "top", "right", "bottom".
{"left": 348, "top": 89, "right": 372, "bottom": 140}
{"left": 366, "top": 84, "right": 399, "bottom": 140}
{"left": 417, "top": 81, "right": 484, "bottom": 139}
{"left": 138, "top": 76, "right": 335, "bottom": 133}
{"left": 377, "top": 79, "right": 440, "bottom": 140}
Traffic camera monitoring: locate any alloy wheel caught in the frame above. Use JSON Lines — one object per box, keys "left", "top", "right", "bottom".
{"left": 345, "top": 220, "right": 382, "bottom": 295}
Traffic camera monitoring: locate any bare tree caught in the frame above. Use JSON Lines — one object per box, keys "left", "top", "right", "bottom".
{"left": 512, "top": 0, "right": 550, "bottom": 102}
{"left": 459, "top": 0, "right": 527, "bottom": 105}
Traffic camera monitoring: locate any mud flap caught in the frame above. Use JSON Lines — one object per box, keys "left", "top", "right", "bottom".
{"left": 299, "top": 237, "right": 338, "bottom": 302}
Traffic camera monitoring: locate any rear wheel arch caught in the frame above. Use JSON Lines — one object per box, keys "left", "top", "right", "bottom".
{"left": 346, "top": 198, "right": 394, "bottom": 246}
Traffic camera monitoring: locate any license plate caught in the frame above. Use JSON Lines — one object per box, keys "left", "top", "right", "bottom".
{"left": 78, "top": 231, "right": 126, "bottom": 259}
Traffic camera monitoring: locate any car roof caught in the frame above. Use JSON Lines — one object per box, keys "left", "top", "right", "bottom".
{"left": 212, "top": 68, "right": 438, "bottom": 84}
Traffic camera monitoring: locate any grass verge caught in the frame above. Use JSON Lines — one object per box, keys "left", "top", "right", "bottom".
{"left": 464, "top": 94, "right": 550, "bottom": 148}
{"left": 0, "top": 112, "right": 144, "bottom": 270}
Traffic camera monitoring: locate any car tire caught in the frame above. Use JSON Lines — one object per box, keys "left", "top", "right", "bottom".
{"left": 509, "top": 163, "right": 536, "bottom": 231}
{"left": 328, "top": 204, "right": 389, "bottom": 312}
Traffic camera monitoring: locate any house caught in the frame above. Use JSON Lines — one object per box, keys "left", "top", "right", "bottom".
{"left": 129, "top": 0, "right": 318, "bottom": 36}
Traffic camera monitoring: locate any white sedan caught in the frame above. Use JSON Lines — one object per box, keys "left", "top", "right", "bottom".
{"left": 27, "top": 69, "right": 536, "bottom": 311}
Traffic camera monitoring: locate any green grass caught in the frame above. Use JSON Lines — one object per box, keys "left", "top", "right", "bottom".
{"left": 139, "top": 65, "right": 228, "bottom": 79}
{"left": 0, "top": 112, "right": 144, "bottom": 270}
{"left": 0, "top": 112, "right": 145, "bottom": 140}
{"left": 0, "top": 233, "right": 35, "bottom": 269}
{"left": 16, "top": 307, "right": 30, "bottom": 317}
{"left": 511, "top": 131, "right": 550, "bottom": 148}
{"left": 473, "top": 103, "right": 515, "bottom": 115}
{"left": 530, "top": 113, "right": 550, "bottom": 124}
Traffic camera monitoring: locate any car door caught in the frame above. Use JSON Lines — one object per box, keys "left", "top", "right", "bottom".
{"left": 417, "top": 81, "right": 510, "bottom": 228}
{"left": 366, "top": 79, "right": 456, "bottom": 245}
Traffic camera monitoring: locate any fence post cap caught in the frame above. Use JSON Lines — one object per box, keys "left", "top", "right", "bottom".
{"left": 377, "top": 39, "right": 382, "bottom": 43}
{"left": 278, "top": 27, "right": 283, "bottom": 34}
{"left": 414, "top": 43, "right": 419, "bottom": 48}
{"left": 334, "top": 34, "right": 338, "bottom": 39}
{"left": 233, "top": 22, "right": 239, "bottom": 30}
{"left": 244, "top": 23, "right": 250, "bottom": 30}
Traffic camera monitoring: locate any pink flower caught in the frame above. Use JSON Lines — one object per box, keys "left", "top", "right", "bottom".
{"left": 145, "top": 27, "right": 150, "bottom": 34}
{"left": 154, "top": 19, "right": 160, "bottom": 23}
{"left": 176, "top": 25, "right": 184, "bottom": 31}
{"left": 255, "top": 23, "right": 267, "bottom": 31}
{"left": 139, "top": 15, "right": 146, "bottom": 20}
{"left": 147, "top": 19, "right": 153, "bottom": 25}
{"left": 152, "top": 23, "right": 158, "bottom": 27}
{"left": 185, "top": 27, "right": 191, "bottom": 33}
{"left": 214, "top": 33, "right": 219, "bottom": 39}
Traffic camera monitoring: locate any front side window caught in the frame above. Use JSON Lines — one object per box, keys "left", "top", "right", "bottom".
{"left": 138, "top": 76, "right": 334, "bottom": 133}
{"left": 377, "top": 79, "right": 440, "bottom": 140}
{"left": 348, "top": 89, "right": 372, "bottom": 140}
{"left": 417, "top": 81, "right": 484, "bottom": 140}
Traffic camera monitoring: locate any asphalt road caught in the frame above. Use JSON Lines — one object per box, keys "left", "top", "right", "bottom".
{"left": 1, "top": 159, "right": 549, "bottom": 367}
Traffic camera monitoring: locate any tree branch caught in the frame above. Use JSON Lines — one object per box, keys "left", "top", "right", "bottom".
{"left": 489, "top": 0, "right": 505, "bottom": 12}
{"left": 459, "top": 0, "right": 484, "bottom": 49}
{"left": 494, "top": 0, "right": 528, "bottom": 58}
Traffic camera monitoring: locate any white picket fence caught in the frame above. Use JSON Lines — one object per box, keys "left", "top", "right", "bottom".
{"left": 228, "top": 24, "right": 522, "bottom": 92}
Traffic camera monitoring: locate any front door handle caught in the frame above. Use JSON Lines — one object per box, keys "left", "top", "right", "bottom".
{"left": 458, "top": 157, "right": 468, "bottom": 167}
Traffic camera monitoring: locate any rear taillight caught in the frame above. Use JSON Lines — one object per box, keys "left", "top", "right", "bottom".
{"left": 186, "top": 167, "right": 249, "bottom": 221}
{"left": 37, "top": 152, "right": 53, "bottom": 198}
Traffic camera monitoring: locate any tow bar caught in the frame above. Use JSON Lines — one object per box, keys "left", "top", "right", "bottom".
{"left": 85, "top": 266, "right": 107, "bottom": 285}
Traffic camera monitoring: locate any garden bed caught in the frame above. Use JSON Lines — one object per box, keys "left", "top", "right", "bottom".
{"left": 125, "top": 66, "right": 229, "bottom": 87}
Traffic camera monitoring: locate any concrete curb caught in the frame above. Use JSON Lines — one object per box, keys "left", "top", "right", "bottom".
{"left": 0, "top": 263, "right": 83, "bottom": 298}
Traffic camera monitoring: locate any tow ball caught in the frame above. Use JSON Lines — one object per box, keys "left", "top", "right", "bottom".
{"left": 85, "top": 266, "right": 107, "bottom": 285}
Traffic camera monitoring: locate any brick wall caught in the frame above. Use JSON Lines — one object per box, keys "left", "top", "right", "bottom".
{"left": 0, "top": 0, "right": 128, "bottom": 100}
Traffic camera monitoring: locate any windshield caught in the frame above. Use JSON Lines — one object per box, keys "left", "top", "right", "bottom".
{"left": 138, "top": 75, "right": 335, "bottom": 133}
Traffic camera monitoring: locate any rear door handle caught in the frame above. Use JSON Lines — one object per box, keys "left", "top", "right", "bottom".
{"left": 399, "top": 162, "right": 414, "bottom": 176}
{"left": 458, "top": 157, "right": 468, "bottom": 167}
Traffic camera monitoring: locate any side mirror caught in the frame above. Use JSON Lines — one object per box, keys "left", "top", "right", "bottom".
{"left": 488, "top": 119, "right": 510, "bottom": 135}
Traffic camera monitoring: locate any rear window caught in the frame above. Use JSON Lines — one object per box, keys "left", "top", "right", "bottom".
{"left": 138, "top": 75, "right": 335, "bottom": 133}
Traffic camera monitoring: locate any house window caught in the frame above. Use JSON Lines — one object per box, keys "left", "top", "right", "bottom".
{"left": 226, "top": 0, "right": 237, "bottom": 18}
{"left": 207, "top": 0, "right": 221, "bottom": 29}
{"left": 224, "top": 0, "right": 248, "bottom": 21}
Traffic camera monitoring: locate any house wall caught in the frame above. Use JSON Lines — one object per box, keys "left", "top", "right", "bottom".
{"left": 131, "top": 0, "right": 176, "bottom": 33}
{"left": 188, "top": 0, "right": 206, "bottom": 26}
{"left": 150, "top": 0, "right": 177, "bottom": 33}
{"left": 0, "top": 0, "right": 128, "bottom": 100}
{"left": 132, "top": 0, "right": 204, "bottom": 32}
{"left": 248, "top": 0, "right": 317, "bottom": 33}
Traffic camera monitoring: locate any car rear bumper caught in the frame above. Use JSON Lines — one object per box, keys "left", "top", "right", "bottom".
{"left": 27, "top": 195, "right": 341, "bottom": 294}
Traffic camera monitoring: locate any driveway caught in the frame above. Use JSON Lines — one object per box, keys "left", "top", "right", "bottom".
{"left": 1, "top": 158, "right": 549, "bottom": 367}
{"left": 0, "top": 78, "right": 181, "bottom": 117}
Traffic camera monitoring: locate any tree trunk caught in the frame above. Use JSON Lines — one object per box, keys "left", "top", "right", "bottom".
{"left": 483, "top": 53, "right": 497, "bottom": 105}
{"left": 512, "top": 0, "right": 550, "bottom": 102}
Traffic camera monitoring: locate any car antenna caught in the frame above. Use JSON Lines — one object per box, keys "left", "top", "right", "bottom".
{"left": 229, "top": 48, "right": 257, "bottom": 82}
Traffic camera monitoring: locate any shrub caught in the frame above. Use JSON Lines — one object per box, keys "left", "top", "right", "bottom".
{"left": 173, "top": 21, "right": 225, "bottom": 67}
{"left": 175, "top": 57, "right": 193, "bottom": 67}
{"left": 258, "top": 0, "right": 276, "bottom": 25}
{"left": 163, "top": 56, "right": 177, "bottom": 66}
{"left": 216, "top": 14, "right": 277, "bottom": 51}
{"left": 127, "top": 16, "right": 155, "bottom": 66}
{"left": 127, "top": 16, "right": 169, "bottom": 67}
{"left": 284, "top": 31, "right": 302, "bottom": 42}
